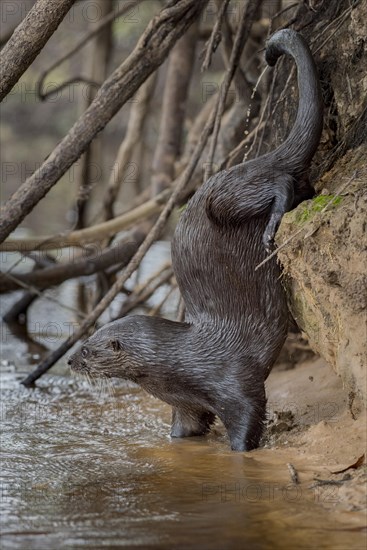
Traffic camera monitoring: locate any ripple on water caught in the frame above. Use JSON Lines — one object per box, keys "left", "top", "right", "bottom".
{"left": 1, "top": 296, "right": 366, "bottom": 549}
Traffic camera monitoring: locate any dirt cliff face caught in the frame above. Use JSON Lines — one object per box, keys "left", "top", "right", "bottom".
{"left": 277, "top": 146, "right": 366, "bottom": 410}
{"left": 272, "top": 0, "right": 366, "bottom": 409}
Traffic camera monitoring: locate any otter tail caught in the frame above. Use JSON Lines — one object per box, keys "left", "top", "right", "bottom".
{"left": 265, "top": 29, "right": 323, "bottom": 175}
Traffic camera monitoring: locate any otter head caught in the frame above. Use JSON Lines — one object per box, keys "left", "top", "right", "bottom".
{"left": 68, "top": 316, "right": 145, "bottom": 381}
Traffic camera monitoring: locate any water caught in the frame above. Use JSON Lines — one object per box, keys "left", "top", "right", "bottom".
{"left": 1, "top": 246, "right": 366, "bottom": 549}
{"left": 1, "top": 365, "right": 365, "bottom": 550}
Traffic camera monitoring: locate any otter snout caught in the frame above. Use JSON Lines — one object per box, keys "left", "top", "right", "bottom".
{"left": 68, "top": 353, "right": 89, "bottom": 374}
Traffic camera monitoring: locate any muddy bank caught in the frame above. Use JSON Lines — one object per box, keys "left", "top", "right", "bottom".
{"left": 277, "top": 145, "right": 367, "bottom": 407}
{"left": 264, "top": 355, "right": 366, "bottom": 517}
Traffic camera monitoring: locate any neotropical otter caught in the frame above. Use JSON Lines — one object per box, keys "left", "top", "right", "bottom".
{"left": 69, "top": 29, "right": 323, "bottom": 451}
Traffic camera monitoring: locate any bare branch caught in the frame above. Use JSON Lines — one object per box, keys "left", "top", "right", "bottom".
{"left": 152, "top": 20, "right": 199, "bottom": 195}
{"left": 0, "top": 0, "right": 209, "bottom": 245}
{"left": 0, "top": 0, "right": 77, "bottom": 102}
{"left": 37, "top": 0, "right": 143, "bottom": 100}
{"left": 0, "top": 1, "right": 37, "bottom": 49}
{"left": 20, "top": 46, "right": 219, "bottom": 386}
{"left": 0, "top": 190, "right": 170, "bottom": 252}
{"left": 0, "top": 224, "right": 151, "bottom": 293}
{"left": 114, "top": 264, "right": 173, "bottom": 319}
{"left": 103, "top": 73, "right": 157, "bottom": 221}
{"left": 75, "top": 0, "right": 114, "bottom": 231}
{"left": 201, "top": 0, "right": 231, "bottom": 72}
{"left": 2, "top": 291, "right": 38, "bottom": 324}
{"left": 1, "top": 271, "right": 89, "bottom": 319}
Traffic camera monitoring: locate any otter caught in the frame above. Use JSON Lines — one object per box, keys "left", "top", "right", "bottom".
{"left": 69, "top": 29, "right": 323, "bottom": 451}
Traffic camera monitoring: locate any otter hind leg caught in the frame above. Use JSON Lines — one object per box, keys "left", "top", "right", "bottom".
{"left": 219, "top": 392, "right": 267, "bottom": 452}
{"left": 171, "top": 407, "right": 215, "bottom": 438}
{"left": 263, "top": 175, "right": 294, "bottom": 252}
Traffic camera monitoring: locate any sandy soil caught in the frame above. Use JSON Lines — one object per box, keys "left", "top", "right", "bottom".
{"left": 256, "top": 350, "right": 366, "bottom": 525}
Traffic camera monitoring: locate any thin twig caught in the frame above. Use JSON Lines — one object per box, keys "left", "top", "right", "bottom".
{"left": 201, "top": 0, "right": 231, "bottom": 72}
{"left": 114, "top": 266, "right": 173, "bottom": 319}
{"left": 128, "top": 261, "right": 171, "bottom": 297}
{"left": 255, "top": 226, "right": 305, "bottom": 271}
{"left": 0, "top": 224, "right": 150, "bottom": 293}
{"left": 39, "top": 78, "right": 101, "bottom": 101}
{"left": 37, "top": 0, "right": 143, "bottom": 100}
{"left": 287, "top": 463, "right": 300, "bottom": 484}
{"left": 313, "top": 5, "right": 355, "bottom": 54}
{"left": 177, "top": 295, "right": 186, "bottom": 322}
{"left": 1, "top": 271, "right": 88, "bottom": 318}
{"left": 204, "top": 0, "right": 263, "bottom": 181}
{"left": 243, "top": 65, "right": 277, "bottom": 162}
{"left": 1, "top": 189, "right": 171, "bottom": 252}
{"left": 149, "top": 283, "right": 177, "bottom": 316}
{"left": 272, "top": 2, "right": 299, "bottom": 22}
{"left": 254, "top": 68, "right": 276, "bottom": 158}
{"left": 267, "top": 64, "right": 295, "bottom": 125}
{"left": 220, "top": 121, "right": 265, "bottom": 169}
{"left": 310, "top": 478, "right": 347, "bottom": 488}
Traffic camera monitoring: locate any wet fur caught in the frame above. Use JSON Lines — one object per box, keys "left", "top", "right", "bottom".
{"left": 69, "top": 30, "right": 323, "bottom": 451}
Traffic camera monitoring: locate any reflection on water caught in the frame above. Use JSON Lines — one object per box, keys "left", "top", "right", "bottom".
{"left": 2, "top": 366, "right": 366, "bottom": 550}
{"left": 1, "top": 245, "right": 366, "bottom": 549}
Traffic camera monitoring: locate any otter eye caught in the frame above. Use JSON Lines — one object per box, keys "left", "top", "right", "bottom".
{"left": 81, "top": 347, "right": 89, "bottom": 359}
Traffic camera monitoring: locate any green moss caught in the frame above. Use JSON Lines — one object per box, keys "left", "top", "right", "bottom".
{"left": 294, "top": 195, "right": 343, "bottom": 225}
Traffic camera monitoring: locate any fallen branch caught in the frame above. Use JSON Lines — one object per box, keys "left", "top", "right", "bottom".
{"left": 0, "top": 189, "right": 170, "bottom": 252}
{"left": 20, "top": 47, "right": 221, "bottom": 386}
{"left": 0, "top": 0, "right": 76, "bottom": 101}
{"left": 0, "top": 224, "right": 150, "bottom": 293}
{"left": 2, "top": 271, "right": 88, "bottom": 319}
{"left": 0, "top": 0, "right": 209, "bottom": 245}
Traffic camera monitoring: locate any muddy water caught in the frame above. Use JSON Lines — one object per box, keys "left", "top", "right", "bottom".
{"left": 2, "top": 366, "right": 363, "bottom": 550}
{"left": 2, "top": 335, "right": 365, "bottom": 549}
{"left": 0, "top": 250, "right": 365, "bottom": 549}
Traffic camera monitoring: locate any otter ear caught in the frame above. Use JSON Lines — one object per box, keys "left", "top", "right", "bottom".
{"left": 110, "top": 339, "right": 123, "bottom": 352}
